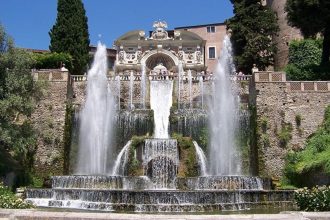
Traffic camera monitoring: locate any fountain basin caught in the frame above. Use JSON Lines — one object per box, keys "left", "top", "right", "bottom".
{"left": 25, "top": 188, "right": 294, "bottom": 212}
{"left": 51, "top": 175, "right": 272, "bottom": 190}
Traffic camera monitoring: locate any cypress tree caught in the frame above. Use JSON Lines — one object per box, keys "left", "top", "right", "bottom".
{"left": 49, "top": 0, "right": 90, "bottom": 75}
{"left": 227, "top": 0, "right": 279, "bottom": 74}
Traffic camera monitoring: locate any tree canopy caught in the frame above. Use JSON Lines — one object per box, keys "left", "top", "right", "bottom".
{"left": 226, "top": 0, "right": 279, "bottom": 74}
{"left": 286, "top": 0, "right": 330, "bottom": 65}
{"left": 0, "top": 24, "right": 42, "bottom": 182}
{"left": 49, "top": 0, "right": 90, "bottom": 75}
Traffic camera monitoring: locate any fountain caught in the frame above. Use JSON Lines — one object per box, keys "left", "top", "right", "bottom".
{"left": 208, "top": 35, "right": 240, "bottom": 175}
{"left": 25, "top": 36, "right": 294, "bottom": 213}
{"left": 76, "top": 42, "right": 115, "bottom": 175}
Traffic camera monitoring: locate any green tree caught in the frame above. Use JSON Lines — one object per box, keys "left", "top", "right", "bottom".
{"left": 49, "top": 0, "right": 90, "bottom": 75}
{"left": 0, "top": 24, "right": 42, "bottom": 183}
{"left": 286, "top": 0, "right": 330, "bottom": 65}
{"left": 227, "top": 0, "right": 279, "bottom": 74}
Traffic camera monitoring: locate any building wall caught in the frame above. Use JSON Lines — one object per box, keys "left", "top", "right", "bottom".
{"left": 266, "top": 0, "right": 303, "bottom": 70}
{"left": 176, "top": 24, "right": 227, "bottom": 74}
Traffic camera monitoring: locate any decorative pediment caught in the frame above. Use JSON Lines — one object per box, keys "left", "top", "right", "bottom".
{"left": 149, "top": 21, "right": 171, "bottom": 40}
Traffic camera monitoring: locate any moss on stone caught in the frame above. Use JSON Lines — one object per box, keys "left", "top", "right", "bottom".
{"left": 126, "top": 136, "right": 145, "bottom": 176}
{"left": 63, "top": 103, "right": 74, "bottom": 174}
{"left": 173, "top": 133, "right": 198, "bottom": 177}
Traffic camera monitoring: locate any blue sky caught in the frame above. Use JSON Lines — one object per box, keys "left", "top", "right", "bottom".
{"left": 0, "top": 0, "right": 233, "bottom": 50}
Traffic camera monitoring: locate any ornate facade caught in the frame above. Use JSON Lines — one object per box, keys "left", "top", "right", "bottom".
{"left": 114, "top": 21, "right": 206, "bottom": 76}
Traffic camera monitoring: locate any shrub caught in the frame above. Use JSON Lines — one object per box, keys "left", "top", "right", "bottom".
{"left": 295, "top": 186, "right": 330, "bottom": 211}
{"left": 32, "top": 52, "right": 72, "bottom": 70}
{"left": 288, "top": 39, "right": 322, "bottom": 68}
{"left": 285, "top": 38, "right": 330, "bottom": 81}
{"left": 284, "top": 106, "right": 330, "bottom": 186}
{"left": 0, "top": 182, "right": 33, "bottom": 209}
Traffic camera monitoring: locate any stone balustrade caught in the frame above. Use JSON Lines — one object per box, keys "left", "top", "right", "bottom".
{"left": 287, "top": 81, "right": 330, "bottom": 92}
{"left": 254, "top": 71, "right": 330, "bottom": 92}
{"left": 32, "top": 69, "right": 69, "bottom": 81}
{"left": 70, "top": 73, "right": 251, "bottom": 82}
{"left": 254, "top": 71, "right": 286, "bottom": 82}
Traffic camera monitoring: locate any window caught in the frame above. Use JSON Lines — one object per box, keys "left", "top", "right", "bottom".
{"left": 207, "top": 26, "right": 215, "bottom": 33}
{"left": 208, "top": 47, "right": 216, "bottom": 59}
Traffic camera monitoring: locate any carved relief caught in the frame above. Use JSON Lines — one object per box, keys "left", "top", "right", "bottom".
{"left": 150, "top": 21, "right": 170, "bottom": 40}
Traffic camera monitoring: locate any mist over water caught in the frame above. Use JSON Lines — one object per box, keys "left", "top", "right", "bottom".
{"left": 208, "top": 35, "right": 241, "bottom": 175}
{"left": 76, "top": 42, "right": 116, "bottom": 175}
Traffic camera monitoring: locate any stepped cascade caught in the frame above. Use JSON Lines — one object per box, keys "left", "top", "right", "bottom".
{"left": 25, "top": 22, "right": 295, "bottom": 212}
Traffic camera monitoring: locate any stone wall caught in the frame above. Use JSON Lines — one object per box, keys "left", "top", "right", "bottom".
{"left": 31, "top": 70, "right": 69, "bottom": 177}
{"left": 250, "top": 72, "right": 330, "bottom": 178}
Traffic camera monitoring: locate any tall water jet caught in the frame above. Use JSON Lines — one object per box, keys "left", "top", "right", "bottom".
{"left": 141, "top": 65, "right": 146, "bottom": 109}
{"left": 150, "top": 81, "right": 173, "bottom": 138}
{"left": 129, "top": 71, "right": 134, "bottom": 110}
{"left": 208, "top": 35, "right": 240, "bottom": 175}
{"left": 76, "top": 42, "right": 115, "bottom": 174}
{"left": 177, "top": 62, "right": 183, "bottom": 109}
{"left": 115, "top": 75, "right": 121, "bottom": 110}
{"left": 188, "top": 69, "right": 192, "bottom": 109}
{"left": 199, "top": 75, "right": 204, "bottom": 109}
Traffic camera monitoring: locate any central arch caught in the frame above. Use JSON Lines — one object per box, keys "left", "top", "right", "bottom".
{"left": 141, "top": 49, "right": 179, "bottom": 71}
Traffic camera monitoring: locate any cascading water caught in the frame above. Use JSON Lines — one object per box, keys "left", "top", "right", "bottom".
{"left": 76, "top": 42, "right": 115, "bottom": 174}
{"left": 143, "top": 139, "right": 178, "bottom": 189}
{"left": 150, "top": 80, "right": 173, "bottom": 138}
{"left": 141, "top": 65, "right": 146, "bottom": 109}
{"left": 193, "top": 141, "right": 207, "bottom": 176}
{"left": 111, "top": 141, "right": 131, "bottom": 175}
{"left": 188, "top": 70, "right": 192, "bottom": 109}
{"left": 208, "top": 35, "right": 241, "bottom": 175}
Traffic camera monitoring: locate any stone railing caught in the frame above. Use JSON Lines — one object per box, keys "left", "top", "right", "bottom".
{"left": 32, "top": 69, "right": 68, "bottom": 81}
{"left": 71, "top": 75, "right": 87, "bottom": 82}
{"left": 70, "top": 73, "right": 251, "bottom": 82}
{"left": 254, "top": 71, "right": 286, "bottom": 82}
{"left": 287, "top": 81, "right": 330, "bottom": 92}
{"left": 230, "top": 75, "right": 252, "bottom": 81}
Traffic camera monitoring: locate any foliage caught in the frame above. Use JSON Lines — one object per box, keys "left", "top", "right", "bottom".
{"left": 295, "top": 186, "right": 330, "bottom": 211}
{"left": 32, "top": 52, "right": 73, "bottom": 71}
{"left": 295, "top": 114, "right": 302, "bottom": 127}
{"left": 288, "top": 39, "right": 322, "bottom": 68}
{"left": 285, "top": 0, "right": 330, "bottom": 65}
{"left": 49, "top": 0, "right": 90, "bottom": 75}
{"left": 277, "top": 123, "right": 293, "bottom": 148}
{"left": 127, "top": 136, "right": 145, "bottom": 176}
{"left": 226, "top": 0, "right": 279, "bottom": 74}
{"left": 173, "top": 133, "right": 198, "bottom": 177}
{"left": 0, "top": 24, "right": 44, "bottom": 182}
{"left": 0, "top": 182, "right": 33, "bottom": 209}
{"left": 284, "top": 106, "right": 330, "bottom": 187}
{"left": 197, "top": 127, "right": 208, "bottom": 151}
{"left": 285, "top": 39, "right": 329, "bottom": 80}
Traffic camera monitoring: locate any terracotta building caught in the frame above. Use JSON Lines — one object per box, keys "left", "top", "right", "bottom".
{"left": 175, "top": 23, "right": 227, "bottom": 74}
